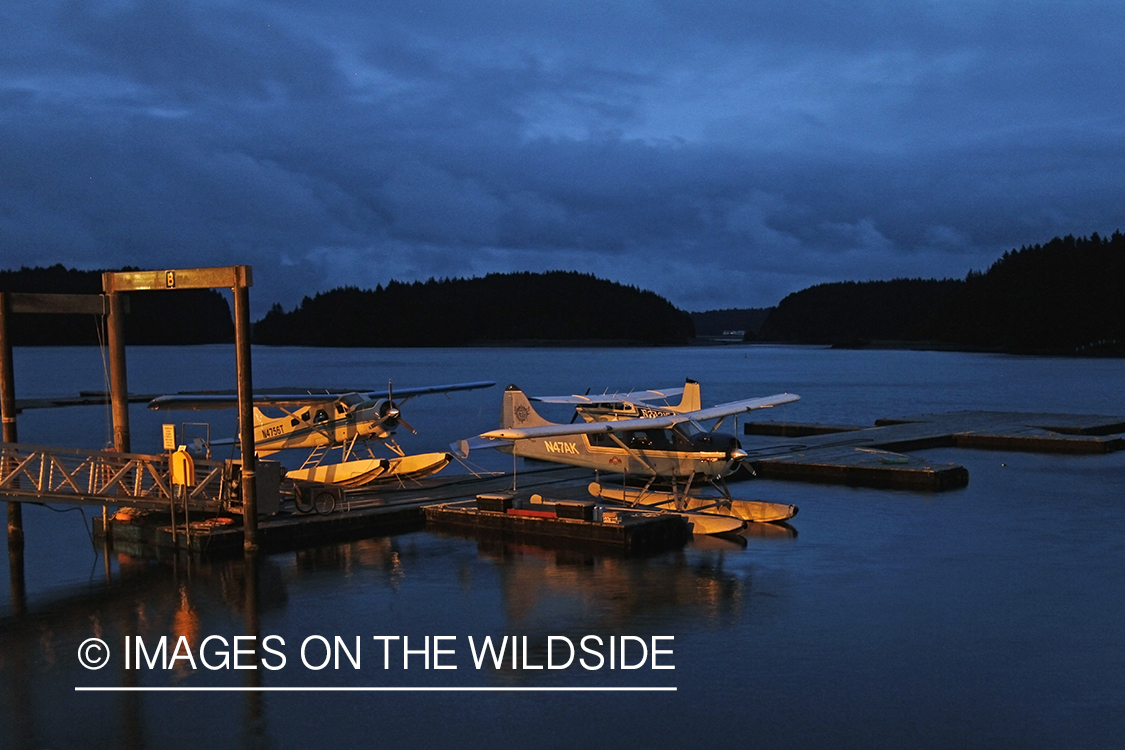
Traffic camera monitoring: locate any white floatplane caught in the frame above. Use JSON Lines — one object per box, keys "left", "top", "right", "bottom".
{"left": 149, "top": 381, "right": 494, "bottom": 486}
{"left": 531, "top": 379, "right": 702, "bottom": 422}
{"left": 454, "top": 384, "right": 800, "bottom": 534}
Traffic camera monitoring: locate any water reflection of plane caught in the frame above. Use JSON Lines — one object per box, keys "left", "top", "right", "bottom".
{"left": 149, "top": 380, "right": 494, "bottom": 487}
{"left": 447, "top": 537, "right": 753, "bottom": 679}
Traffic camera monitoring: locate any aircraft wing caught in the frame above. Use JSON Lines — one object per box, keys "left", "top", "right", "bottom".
{"left": 148, "top": 380, "right": 494, "bottom": 411}
{"left": 357, "top": 381, "right": 495, "bottom": 401}
{"left": 481, "top": 392, "right": 799, "bottom": 440}
{"left": 530, "top": 387, "right": 685, "bottom": 405}
{"left": 148, "top": 393, "right": 340, "bottom": 410}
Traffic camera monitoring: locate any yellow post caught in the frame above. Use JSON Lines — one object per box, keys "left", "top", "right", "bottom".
{"left": 170, "top": 445, "right": 195, "bottom": 550}
{"left": 170, "top": 446, "right": 196, "bottom": 488}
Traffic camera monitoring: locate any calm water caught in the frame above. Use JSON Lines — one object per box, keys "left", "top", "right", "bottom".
{"left": 2, "top": 345, "right": 1124, "bottom": 749}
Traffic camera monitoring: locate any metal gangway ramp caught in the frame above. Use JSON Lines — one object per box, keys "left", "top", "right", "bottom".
{"left": 0, "top": 442, "right": 232, "bottom": 511}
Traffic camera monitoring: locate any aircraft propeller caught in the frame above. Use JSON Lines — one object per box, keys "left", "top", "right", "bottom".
{"left": 382, "top": 380, "right": 417, "bottom": 434}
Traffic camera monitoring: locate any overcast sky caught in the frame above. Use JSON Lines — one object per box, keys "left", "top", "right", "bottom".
{"left": 2, "top": 1, "right": 1123, "bottom": 316}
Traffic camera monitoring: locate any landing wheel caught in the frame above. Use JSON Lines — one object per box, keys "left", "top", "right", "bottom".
{"left": 294, "top": 486, "right": 315, "bottom": 513}
{"left": 314, "top": 490, "right": 337, "bottom": 515}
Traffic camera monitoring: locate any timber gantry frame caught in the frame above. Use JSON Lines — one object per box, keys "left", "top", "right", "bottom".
{"left": 1, "top": 265, "right": 260, "bottom": 556}
{"left": 100, "top": 265, "right": 259, "bottom": 549}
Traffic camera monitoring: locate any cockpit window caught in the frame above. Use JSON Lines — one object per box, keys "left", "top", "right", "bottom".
{"left": 674, "top": 420, "right": 705, "bottom": 437}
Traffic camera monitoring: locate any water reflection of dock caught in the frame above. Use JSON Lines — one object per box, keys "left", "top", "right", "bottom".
{"left": 745, "top": 410, "right": 1125, "bottom": 490}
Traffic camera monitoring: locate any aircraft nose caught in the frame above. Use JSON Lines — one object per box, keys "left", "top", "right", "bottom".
{"left": 378, "top": 399, "right": 401, "bottom": 426}
{"left": 729, "top": 447, "right": 747, "bottom": 462}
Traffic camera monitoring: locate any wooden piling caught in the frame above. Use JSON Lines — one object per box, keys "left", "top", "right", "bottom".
{"left": 104, "top": 286, "right": 131, "bottom": 453}
{"left": 0, "top": 293, "right": 27, "bottom": 615}
{"left": 233, "top": 283, "right": 258, "bottom": 552}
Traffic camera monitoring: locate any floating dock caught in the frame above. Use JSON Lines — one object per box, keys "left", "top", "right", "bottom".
{"left": 97, "top": 501, "right": 426, "bottom": 558}
{"left": 92, "top": 466, "right": 619, "bottom": 557}
{"left": 745, "top": 410, "right": 1125, "bottom": 490}
{"left": 424, "top": 493, "right": 689, "bottom": 553}
{"left": 93, "top": 466, "right": 700, "bottom": 557}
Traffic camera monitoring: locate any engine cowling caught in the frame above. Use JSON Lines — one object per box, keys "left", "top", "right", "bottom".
{"left": 375, "top": 399, "right": 400, "bottom": 428}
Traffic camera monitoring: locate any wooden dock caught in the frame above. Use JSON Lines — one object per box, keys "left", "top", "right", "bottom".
{"left": 94, "top": 466, "right": 608, "bottom": 557}
{"left": 744, "top": 410, "right": 1125, "bottom": 490}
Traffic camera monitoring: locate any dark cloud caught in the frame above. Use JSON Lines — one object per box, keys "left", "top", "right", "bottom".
{"left": 2, "top": 1, "right": 1123, "bottom": 315}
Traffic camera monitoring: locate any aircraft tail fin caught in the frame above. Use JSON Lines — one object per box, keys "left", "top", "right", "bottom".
{"left": 499, "top": 384, "right": 553, "bottom": 429}
{"left": 675, "top": 379, "right": 702, "bottom": 412}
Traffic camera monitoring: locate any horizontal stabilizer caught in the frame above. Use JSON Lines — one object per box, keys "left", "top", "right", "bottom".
{"left": 451, "top": 435, "right": 513, "bottom": 458}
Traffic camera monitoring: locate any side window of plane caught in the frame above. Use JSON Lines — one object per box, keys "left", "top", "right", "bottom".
{"left": 300, "top": 411, "right": 310, "bottom": 421}
{"left": 629, "top": 432, "right": 652, "bottom": 448}
{"left": 314, "top": 409, "right": 329, "bottom": 424}
{"left": 290, "top": 418, "right": 300, "bottom": 427}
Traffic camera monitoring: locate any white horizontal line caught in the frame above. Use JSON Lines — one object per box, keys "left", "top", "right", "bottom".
{"left": 76, "top": 686, "right": 676, "bottom": 693}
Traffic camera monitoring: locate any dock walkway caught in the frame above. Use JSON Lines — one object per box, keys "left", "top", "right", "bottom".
{"left": 1, "top": 441, "right": 230, "bottom": 511}
{"left": 745, "top": 410, "right": 1125, "bottom": 490}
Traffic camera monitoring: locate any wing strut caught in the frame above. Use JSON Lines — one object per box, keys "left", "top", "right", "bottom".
{"left": 606, "top": 432, "right": 658, "bottom": 476}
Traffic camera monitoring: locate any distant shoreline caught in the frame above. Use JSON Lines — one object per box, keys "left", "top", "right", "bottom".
{"left": 9, "top": 338, "right": 1122, "bottom": 357}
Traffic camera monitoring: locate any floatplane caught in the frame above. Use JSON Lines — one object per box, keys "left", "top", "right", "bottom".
{"left": 149, "top": 381, "right": 494, "bottom": 487}
{"left": 531, "top": 379, "right": 701, "bottom": 422}
{"left": 454, "top": 383, "right": 800, "bottom": 534}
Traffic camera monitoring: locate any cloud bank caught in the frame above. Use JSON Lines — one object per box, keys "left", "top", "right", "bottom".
{"left": 2, "top": 1, "right": 1123, "bottom": 315}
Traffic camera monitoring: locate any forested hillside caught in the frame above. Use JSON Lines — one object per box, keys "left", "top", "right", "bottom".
{"left": 10, "top": 232, "right": 1119, "bottom": 354}
{"left": 253, "top": 272, "right": 695, "bottom": 346}
{"left": 758, "top": 232, "right": 1123, "bottom": 354}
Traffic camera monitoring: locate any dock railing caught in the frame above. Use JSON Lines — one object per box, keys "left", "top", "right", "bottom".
{"left": 0, "top": 441, "right": 231, "bottom": 511}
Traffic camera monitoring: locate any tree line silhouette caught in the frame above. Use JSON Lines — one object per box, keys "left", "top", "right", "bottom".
{"left": 253, "top": 272, "right": 694, "bottom": 346}
{"left": 757, "top": 232, "right": 1124, "bottom": 354}
{"left": 4, "top": 232, "right": 1121, "bottom": 354}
